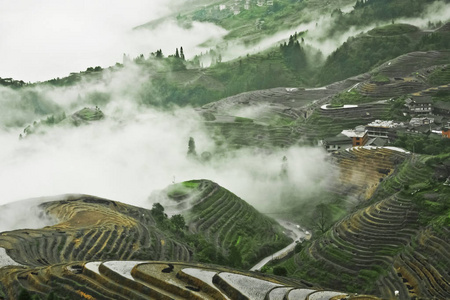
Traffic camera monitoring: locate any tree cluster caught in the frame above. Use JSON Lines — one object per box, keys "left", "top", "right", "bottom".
{"left": 280, "top": 33, "right": 307, "bottom": 72}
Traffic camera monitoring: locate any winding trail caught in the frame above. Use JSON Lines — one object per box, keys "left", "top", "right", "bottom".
{"left": 250, "top": 220, "right": 310, "bottom": 271}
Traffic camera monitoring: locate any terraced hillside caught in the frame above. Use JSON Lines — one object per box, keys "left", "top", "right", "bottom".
{"left": 296, "top": 102, "right": 391, "bottom": 141}
{"left": 197, "top": 49, "right": 450, "bottom": 148}
{"left": 0, "top": 181, "right": 291, "bottom": 275}
{"left": 358, "top": 51, "right": 450, "bottom": 100}
{"left": 330, "top": 147, "right": 408, "bottom": 201}
{"left": 0, "top": 195, "right": 193, "bottom": 267}
{"left": 0, "top": 260, "right": 381, "bottom": 299}
{"left": 22, "top": 107, "right": 105, "bottom": 138}
{"left": 156, "top": 180, "right": 291, "bottom": 268}
{"left": 198, "top": 74, "right": 372, "bottom": 147}
{"left": 274, "top": 153, "right": 450, "bottom": 300}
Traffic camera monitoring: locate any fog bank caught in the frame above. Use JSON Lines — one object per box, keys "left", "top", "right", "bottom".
{"left": 0, "top": 63, "right": 335, "bottom": 218}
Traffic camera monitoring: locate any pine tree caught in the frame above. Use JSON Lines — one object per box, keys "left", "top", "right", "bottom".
{"left": 187, "top": 137, "right": 197, "bottom": 157}
{"left": 175, "top": 48, "right": 180, "bottom": 58}
{"left": 180, "top": 47, "right": 185, "bottom": 60}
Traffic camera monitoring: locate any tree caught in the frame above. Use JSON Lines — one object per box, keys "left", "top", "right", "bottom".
{"left": 187, "top": 137, "right": 197, "bottom": 157}
{"left": 151, "top": 203, "right": 166, "bottom": 222}
{"left": 313, "top": 203, "right": 332, "bottom": 234}
{"left": 228, "top": 245, "right": 242, "bottom": 267}
{"left": 273, "top": 266, "right": 287, "bottom": 276}
{"left": 280, "top": 156, "right": 288, "bottom": 179}
{"left": 180, "top": 47, "right": 185, "bottom": 60}
{"left": 175, "top": 48, "right": 180, "bottom": 58}
{"left": 154, "top": 49, "right": 163, "bottom": 58}
{"left": 18, "top": 289, "right": 32, "bottom": 300}
{"left": 170, "top": 214, "right": 186, "bottom": 231}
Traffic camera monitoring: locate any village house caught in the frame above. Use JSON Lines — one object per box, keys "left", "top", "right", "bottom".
{"left": 322, "top": 126, "right": 369, "bottom": 152}
{"left": 365, "top": 120, "right": 404, "bottom": 139}
{"left": 322, "top": 134, "right": 353, "bottom": 152}
{"left": 341, "top": 126, "right": 369, "bottom": 147}
{"left": 405, "top": 95, "right": 433, "bottom": 114}
{"left": 409, "top": 117, "right": 434, "bottom": 127}
{"left": 443, "top": 127, "right": 450, "bottom": 138}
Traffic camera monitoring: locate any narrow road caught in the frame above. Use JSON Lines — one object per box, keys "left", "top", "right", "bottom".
{"left": 250, "top": 220, "right": 310, "bottom": 271}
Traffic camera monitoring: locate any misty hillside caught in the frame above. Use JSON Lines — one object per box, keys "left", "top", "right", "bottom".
{"left": 1, "top": 0, "right": 450, "bottom": 299}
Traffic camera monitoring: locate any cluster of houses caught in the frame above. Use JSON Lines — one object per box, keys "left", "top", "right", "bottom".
{"left": 322, "top": 95, "right": 450, "bottom": 152}
{"left": 215, "top": 0, "right": 273, "bottom": 15}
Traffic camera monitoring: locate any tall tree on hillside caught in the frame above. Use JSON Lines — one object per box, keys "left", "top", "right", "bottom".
{"left": 175, "top": 48, "right": 180, "bottom": 58}
{"left": 187, "top": 137, "right": 197, "bottom": 157}
{"left": 180, "top": 47, "right": 185, "bottom": 60}
{"left": 313, "top": 203, "right": 332, "bottom": 234}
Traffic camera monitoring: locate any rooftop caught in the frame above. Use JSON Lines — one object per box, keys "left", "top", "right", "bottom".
{"left": 324, "top": 134, "right": 352, "bottom": 144}
{"left": 410, "top": 96, "right": 432, "bottom": 104}
{"left": 342, "top": 129, "right": 367, "bottom": 138}
{"left": 434, "top": 101, "right": 450, "bottom": 110}
{"left": 367, "top": 120, "right": 404, "bottom": 128}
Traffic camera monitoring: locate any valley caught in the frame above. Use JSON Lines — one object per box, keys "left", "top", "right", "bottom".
{"left": 1, "top": 0, "right": 450, "bottom": 299}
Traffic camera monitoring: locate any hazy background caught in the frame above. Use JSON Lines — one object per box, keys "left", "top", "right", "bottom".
{"left": 0, "top": 0, "right": 227, "bottom": 82}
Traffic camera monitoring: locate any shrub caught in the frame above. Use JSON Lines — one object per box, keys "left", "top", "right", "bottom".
{"left": 273, "top": 266, "right": 288, "bottom": 276}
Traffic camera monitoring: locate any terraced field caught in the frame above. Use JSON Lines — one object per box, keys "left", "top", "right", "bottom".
{"left": 0, "top": 195, "right": 193, "bottom": 268}
{"left": 276, "top": 153, "right": 450, "bottom": 300}
{"left": 330, "top": 147, "right": 408, "bottom": 201}
{"left": 0, "top": 261, "right": 381, "bottom": 299}
{"left": 196, "top": 50, "right": 450, "bottom": 149}
{"left": 296, "top": 103, "right": 391, "bottom": 141}
{"left": 160, "top": 180, "right": 292, "bottom": 267}
{"left": 371, "top": 51, "right": 450, "bottom": 80}
{"left": 0, "top": 181, "right": 297, "bottom": 297}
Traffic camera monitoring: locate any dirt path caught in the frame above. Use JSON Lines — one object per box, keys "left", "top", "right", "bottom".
{"left": 250, "top": 220, "right": 310, "bottom": 271}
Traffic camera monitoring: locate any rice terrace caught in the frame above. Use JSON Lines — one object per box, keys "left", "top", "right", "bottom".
{"left": 0, "top": 0, "right": 450, "bottom": 299}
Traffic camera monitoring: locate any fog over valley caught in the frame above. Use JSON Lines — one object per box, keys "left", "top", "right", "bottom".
{"left": 0, "top": 63, "right": 334, "bottom": 213}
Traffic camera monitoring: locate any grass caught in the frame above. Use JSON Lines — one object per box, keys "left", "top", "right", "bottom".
{"left": 428, "top": 67, "right": 450, "bottom": 85}
{"left": 371, "top": 74, "right": 390, "bottom": 84}
{"left": 368, "top": 23, "right": 419, "bottom": 36}
{"left": 234, "top": 116, "right": 254, "bottom": 123}
{"left": 181, "top": 181, "right": 200, "bottom": 189}
{"left": 331, "top": 90, "right": 372, "bottom": 105}
{"left": 75, "top": 108, "right": 104, "bottom": 121}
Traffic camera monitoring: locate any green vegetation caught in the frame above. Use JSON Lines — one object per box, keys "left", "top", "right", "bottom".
{"left": 332, "top": 0, "right": 435, "bottom": 36}
{"left": 331, "top": 90, "right": 371, "bottom": 105}
{"left": 0, "top": 77, "right": 26, "bottom": 88}
{"left": 318, "top": 34, "right": 414, "bottom": 84}
{"left": 182, "top": 180, "right": 200, "bottom": 189}
{"left": 428, "top": 66, "right": 450, "bottom": 85}
{"left": 368, "top": 23, "right": 419, "bottom": 36}
{"left": 20, "top": 107, "right": 104, "bottom": 138}
{"left": 187, "top": 0, "right": 311, "bottom": 41}
{"left": 234, "top": 116, "right": 253, "bottom": 123}
{"left": 393, "top": 133, "right": 450, "bottom": 155}
{"left": 184, "top": 180, "right": 291, "bottom": 269}
{"left": 371, "top": 74, "right": 390, "bottom": 84}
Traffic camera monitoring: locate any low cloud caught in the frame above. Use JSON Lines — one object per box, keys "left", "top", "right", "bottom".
{"left": 0, "top": 62, "right": 335, "bottom": 224}
{"left": 0, "top": 197, "right": 57, "bottom": 232}
{"left": 397, "top": 1, "right": 450, "bottom": 28}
